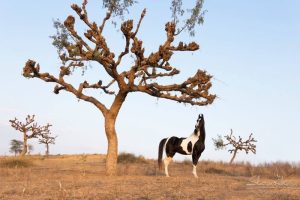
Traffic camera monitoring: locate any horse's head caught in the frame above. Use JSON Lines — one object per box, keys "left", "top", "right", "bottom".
{"left": 194, "top": 114, "right": 205, "bottom": 138}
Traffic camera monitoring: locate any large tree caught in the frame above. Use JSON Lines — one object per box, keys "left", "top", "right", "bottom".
{"left": 22, "top": 0, "right": 216, "bottom": 175}
{"left": 9, "top": 115, "right": 52, "bottom": 156}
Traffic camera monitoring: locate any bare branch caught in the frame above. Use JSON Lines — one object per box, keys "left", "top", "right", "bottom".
{"left": 78, "top": 80, "right": 115, "bottom": 96}
{"left": 134, "top": 69, "right": 215, "bottom": 106}
{"left": 9, "top": 115, "right": 53, "bottom": 156}
{"left": 99, "top": 10, "right": 113, "bottom": 34}
{"left": 23, "top": 60, "right": 108, "bottom": 114}
{"left": 9, "top": 115, "right": 35, "bottom": 133}
{"left": 132, "top": 9, "right": 146, "bottom": 38}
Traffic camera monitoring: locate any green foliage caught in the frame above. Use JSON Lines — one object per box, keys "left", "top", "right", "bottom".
{"left": 49, "top": 19, "right": 71, "bottom": 54}
{"left": 171, "top": 0, "right": 206, "bottom": 36}
{"left": 0, "top": 158, "right": 33, "bottom": 168}
{"left": 185, "top": 0, "right": 206, "bottom": 36}
{"left": 170, "top": 0, "right": 184, "bottom": 24}
{"left": 9, "top": 139, "right": 23, "bottom": 155}
{"left": 212, "top": 135, "right": 226, "bottom": 150}
{"left": 117, "top": 152, "right": 147, "bottom": 164}
{"left": 102, "top": 0, "right": 136, "bottom": 17}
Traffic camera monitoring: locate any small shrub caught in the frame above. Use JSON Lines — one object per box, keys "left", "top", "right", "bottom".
{"left": 0, "top": 158, "right": 33, "bottom": 168}
{"left": 117, "top": 152, "right": 147, "bottom": 164}
{"left": 181, "top": 159, "right": 192, "bottom": 165}
{"left": 205, "top": 167, "right": 228, "bottom": 175}
{"left": 80, "top": 154, "right": 87, "bottom": 162}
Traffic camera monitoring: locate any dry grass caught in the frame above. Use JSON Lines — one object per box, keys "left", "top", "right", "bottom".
{"left": 1, "top": 154, "right": 300, "bottom": 200}
{"left": 0, "top": 157, "right": 34, "bottom": 168}
{"left": 117, "top": 152, "right": 148, "bottom": 164}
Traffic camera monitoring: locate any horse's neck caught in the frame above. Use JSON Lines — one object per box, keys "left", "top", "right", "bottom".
{"left": 199, "top": 126, "right": 205, "bottom": 143}
{"left": 188, "top": 131, "right": 201, "bottom": 138}
{"left": 189, "top": 132, "right": 199, "bottom": 138}
{"left": 189, "top": 129, "right": 205, "bottom": 142}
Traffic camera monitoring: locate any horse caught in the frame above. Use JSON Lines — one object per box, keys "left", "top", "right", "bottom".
{"left": 158, "top": 114, "right": 206, "bottom": 178}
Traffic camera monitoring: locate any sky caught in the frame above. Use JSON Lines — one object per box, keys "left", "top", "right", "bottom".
{"left": 0, "top": 0, "right": 299, "bottom": 164}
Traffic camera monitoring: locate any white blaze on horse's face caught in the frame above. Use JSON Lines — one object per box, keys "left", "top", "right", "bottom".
{"left": 194, "top": 116, "right": 202, "bottom": 137}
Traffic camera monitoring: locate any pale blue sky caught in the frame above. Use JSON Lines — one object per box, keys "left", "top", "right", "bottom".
{"left": 0, "top": 1, "right": 299, "bottom": 164}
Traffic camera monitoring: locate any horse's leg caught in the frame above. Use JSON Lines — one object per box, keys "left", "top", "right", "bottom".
{"left": 164, "top": 156, "right": 173, "bottom": 177}
{"left": 192, "top": 152, "right": 201, "bottom": 178}
{"left": 192, "top": 164, "right": 198, "bottom": 178}
{"left": 192, "top": 141, "right": 205, "bottom": 178}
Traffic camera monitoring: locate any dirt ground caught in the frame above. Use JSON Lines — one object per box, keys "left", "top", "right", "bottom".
{"left": 1, "top": 154, "right": 300, "bottom": 200}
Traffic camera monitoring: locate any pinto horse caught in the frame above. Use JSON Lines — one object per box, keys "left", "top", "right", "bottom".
{"left": 158, "top": 114, "right": 206, "bottom": 178}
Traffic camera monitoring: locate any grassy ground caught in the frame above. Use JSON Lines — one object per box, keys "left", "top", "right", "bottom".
{"left": 1, "top": 154, "right": 300, "bottom": 200}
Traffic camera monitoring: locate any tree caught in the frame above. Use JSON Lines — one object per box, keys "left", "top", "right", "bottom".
{"left": 213, "top": 129, "right": 257, "bottom": 164}
{"left": 22, "top": 0, "right": 215, "bottom": 176}
{"left": 27, "top": 144, "right": 34, "bottom": 155}
{"left": 9, "top": 139, "right": 23, "bottom": 156}
{"left": 39, "top": 131, "right": 57, "bottom": 156}
{"left": 9, "top": 115, "right": 52, "bottom": 156}
{"left": 9, "top": 139, "right": 34, "bottom": 156}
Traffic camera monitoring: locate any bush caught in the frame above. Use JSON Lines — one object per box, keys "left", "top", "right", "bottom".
{"left": 0, "top": 158, "right": 34, "bottom": 168}
{"left": 117, "top": 152, "right": 147, "bottom": 164}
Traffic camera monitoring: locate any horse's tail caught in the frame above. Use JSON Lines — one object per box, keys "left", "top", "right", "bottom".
{"left": 158, "top": 138, "right": 167, "bottom": 170}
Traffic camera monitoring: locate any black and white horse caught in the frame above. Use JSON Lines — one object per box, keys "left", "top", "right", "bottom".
{"left": 158, "top": 114, "right": 206, "bottom": 178}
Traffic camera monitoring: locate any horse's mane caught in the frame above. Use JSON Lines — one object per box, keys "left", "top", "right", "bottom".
{"left": 199, "top": 118, "right": 205, "bottom": 143}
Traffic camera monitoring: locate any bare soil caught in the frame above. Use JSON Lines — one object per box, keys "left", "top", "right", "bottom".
{"left": 1, "top": 154, "right": 300, "bottom": 200}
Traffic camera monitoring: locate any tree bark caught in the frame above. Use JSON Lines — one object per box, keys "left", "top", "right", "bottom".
{"left": 229, "top": 149, "right": 238, "bottom": 164}
{"left": 105, "top": 114, "right": 118, "bottom": 176}
{"left": 46, "top": 143, "right": 49, "bottom": 156}
{"left": 103, "top": 91, "right": 127, "bottom": 176}
{"left": 21, "top": 132, "right": 28, "bottom": 156}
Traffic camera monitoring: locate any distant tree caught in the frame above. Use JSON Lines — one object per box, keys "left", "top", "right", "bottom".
{"left": 213, "top": 129, "right": 257, "bottom": 164}
{"left": 22, "top": 0, "right": 215, "bottom": 176}
{"left": 9, "top": 115, "right": 52, "bottom": 156}
{"left": 39, "top": 131, "right": 57, "bottom": 156}
{"left": 27, "top": 144, "right": 34, "bottom": 155}
{"left": 9, "top": 139, "right": 34, "bottom": 156}
{"left": 9, "top": 139, "right": 23, "bottom": 156}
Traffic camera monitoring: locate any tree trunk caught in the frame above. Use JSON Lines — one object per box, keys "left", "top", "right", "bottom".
{"left": 105, "top": 114, "right": 118, "bottom": 176}
{"left": 229, "top": 149, "right": 238, "bottom": 164}
{"left": 21, "top": 132, "right": 28, "bottom": 156}
{"left": 46, "top": 143, "right": 49, "bottom": 156}
{"left": 103, "top": 90, "right": 127, "bottom": 176}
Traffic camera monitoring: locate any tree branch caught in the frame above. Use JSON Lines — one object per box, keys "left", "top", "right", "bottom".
{"left": 134, "top": 69, "right": 215, "bottom": 106}
{"left": 23, "top": 60, "right": 109, "bottom": 115}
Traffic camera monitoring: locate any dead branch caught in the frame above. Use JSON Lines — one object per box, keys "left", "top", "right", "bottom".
{"left": 9, "top": 115, "right": 51, "bottom": 139}
{"left": 223, "top": 129, "right": 257, "bottom": 154}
